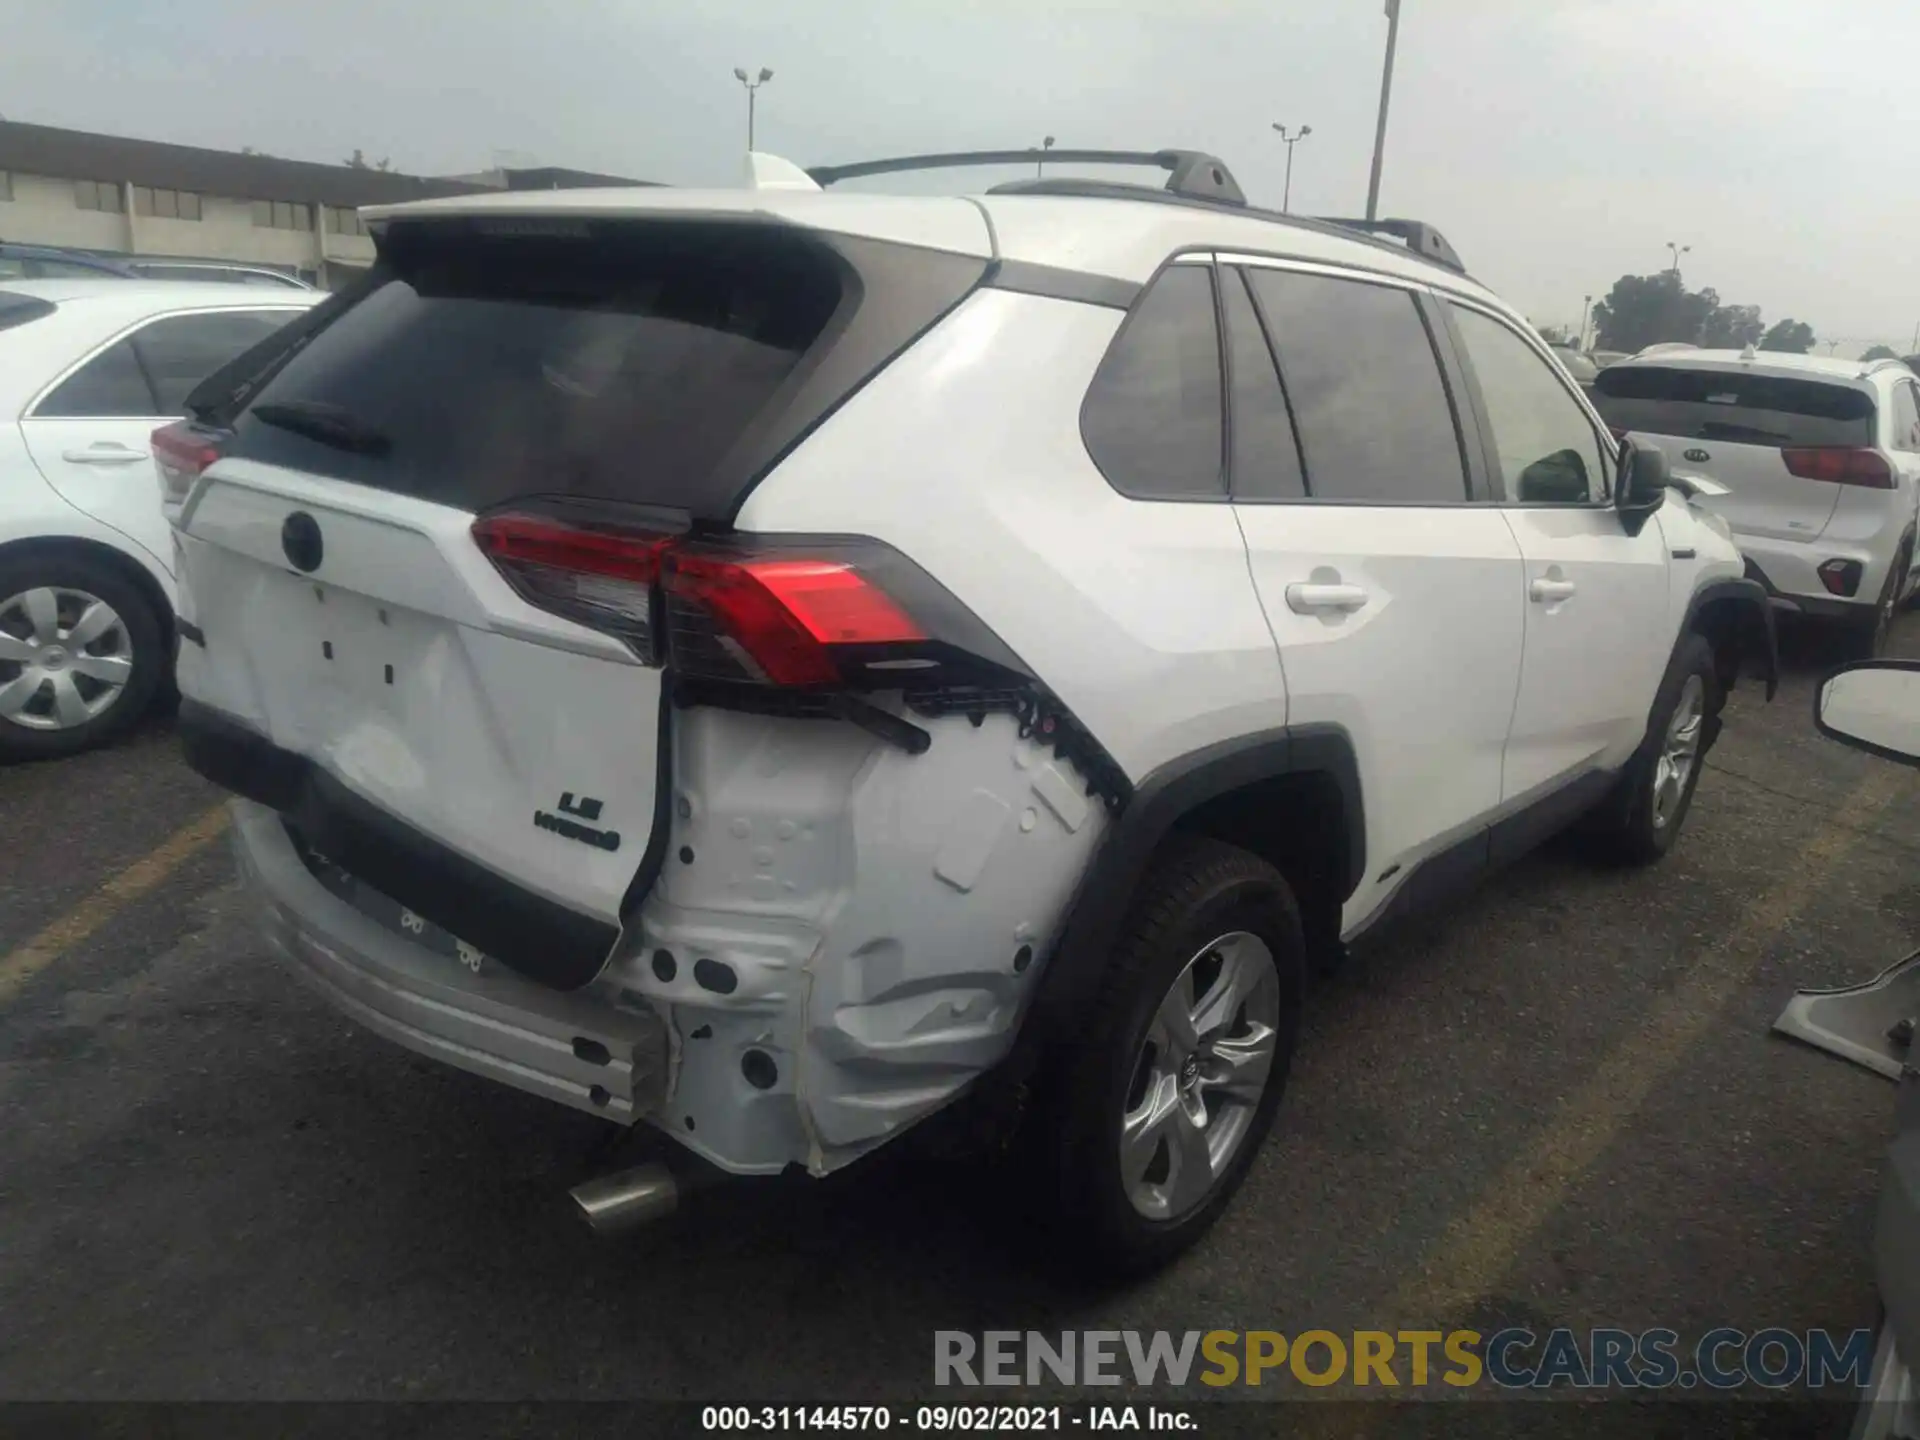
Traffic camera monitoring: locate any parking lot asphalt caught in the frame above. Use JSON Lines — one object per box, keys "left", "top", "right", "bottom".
{"left": 3, "top": 619, "right": 1918, "bottom": 1434}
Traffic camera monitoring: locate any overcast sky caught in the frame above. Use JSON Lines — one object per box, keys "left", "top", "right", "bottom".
{"left": 6, "top": 0, "right": 1917, "bottom": 352}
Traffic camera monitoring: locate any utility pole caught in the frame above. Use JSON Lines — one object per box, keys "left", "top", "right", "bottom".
{"left": 733, "top": 67, "right": 774, "bottom": 151}
{"left": 1578, "top": 294, "right": 1593, "bottom": 350}
{"left": 1037, "top": 135, "right": 1055, "bottom": 178}
{"left": 1271, "top": 124, "right": 1313, "bottom": 213}
{"left": 1365, "top": 0, "right": 1402, "bottom": 222}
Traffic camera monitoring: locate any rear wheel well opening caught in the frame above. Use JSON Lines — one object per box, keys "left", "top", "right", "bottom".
{"left": 0, "top": 536, "right": 174, "bottom": 651}
{"left": 1173, "top": 772, "right": 1350, "bottom": 970}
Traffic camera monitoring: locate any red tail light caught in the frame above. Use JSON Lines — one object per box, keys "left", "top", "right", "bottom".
{"left": 473, "top": 510, "right": 957, "bottom": 689}
{"left": 152, "top": 421, "right": 223, "bottom": 503}
{"left": 664, "top": 552, "right": 924, "bottom": 687}
{"left": 1780, "top": 446, "right": 1895, "bottom": 488}
{"left": 472, "top": 511, "right": 671, "bottom": 658}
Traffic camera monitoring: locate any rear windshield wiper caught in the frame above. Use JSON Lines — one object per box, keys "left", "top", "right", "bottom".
{"left": 249, "top": 400, "right": 392, "bottom": 457}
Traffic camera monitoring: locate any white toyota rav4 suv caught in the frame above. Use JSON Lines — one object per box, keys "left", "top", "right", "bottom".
{"left": 1591, "top": 347, "right": 1920, "bottom": 657}
{"left": 160, "top": 149, "right": 1777, "bottom": 1274}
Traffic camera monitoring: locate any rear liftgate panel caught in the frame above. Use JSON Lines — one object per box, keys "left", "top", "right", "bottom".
{"left": 609, "top": 705, "right": 1108, "bottom": 1176}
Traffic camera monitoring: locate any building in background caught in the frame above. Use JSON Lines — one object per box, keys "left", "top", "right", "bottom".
{"left": 0, "top": 121, "right": 652, "bottom": 290}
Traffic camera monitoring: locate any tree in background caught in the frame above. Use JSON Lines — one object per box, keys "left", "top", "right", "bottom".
{"left": 1760, "top": 319, "right": 1816, "bottom": 354}
{"left": 1861, "top": 345, "right": 1899, "bottom": 362}
{"left": 1591, "top": 272, "right": 1743, "bottom": 353}
{"left": 1701, "top": 304, "right": 1765, "bottom": 349}
{"left": 344, "top": 148, "right": 393, "bottom": 172}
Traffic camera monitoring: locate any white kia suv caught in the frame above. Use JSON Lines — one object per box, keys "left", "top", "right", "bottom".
{"left": 160, "top": 148, "right": 1777, "bottom": 1274}
{"left": 1592, "top": 348, "right": 1920, "bottom": 656}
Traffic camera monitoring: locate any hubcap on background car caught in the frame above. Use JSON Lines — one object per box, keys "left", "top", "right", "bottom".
{"left": 1651, "top": 674, "right": 1705, "bottom": 830}
{"left": 1120, "top": 930, "right": 1281, "bottom": 1222}
{"left": 0, "top": 587, "right": 134, "bottom": 732}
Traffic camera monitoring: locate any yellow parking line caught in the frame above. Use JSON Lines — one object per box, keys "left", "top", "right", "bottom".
{"left": 1389, "top": 768, "right": 1905, "bottom": 1323}
{"left": 0, "top": 803, "right": 231, "bottom": 1005}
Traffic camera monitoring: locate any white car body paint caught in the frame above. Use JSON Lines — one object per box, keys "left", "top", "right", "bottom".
{"left": 170, "top": 176, "right": 1759, "bottom": 1188}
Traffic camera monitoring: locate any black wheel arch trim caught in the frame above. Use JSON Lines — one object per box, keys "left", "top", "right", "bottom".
{"left": 1027, "top": 723, "right": 1363, "bottom": 1040}
{"left": 1684, "top": 575, "right": 1779, "bottom": 701}
{"left": 176, "top": 697, "right": 624, "bottom": 991}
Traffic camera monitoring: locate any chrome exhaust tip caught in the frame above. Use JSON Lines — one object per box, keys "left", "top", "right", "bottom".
{"left": 570, "top": 1162, "right": 679, "bottom": 1235}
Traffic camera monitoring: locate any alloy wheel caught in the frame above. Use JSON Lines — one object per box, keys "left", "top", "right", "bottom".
{"left": 1119, "top": 931, "right": 1281, "bottom": 1221}
{"left": 1650, "top": 673, "right": 1705, "bottom": 831}
{"left": 0, "top": 587, "right": 134, "bottom": 732}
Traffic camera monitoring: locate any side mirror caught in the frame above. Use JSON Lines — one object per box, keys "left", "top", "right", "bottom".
{"left": 1615, "top": 437, "right": 1667, "bottom": 535}
{"left": 1815, "top": 661, "right": 1920, "bottom": 766}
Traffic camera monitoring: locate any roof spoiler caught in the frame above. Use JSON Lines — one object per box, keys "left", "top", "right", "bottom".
{"left": 743, "top": 151, "right": 822, "bottom": 192}
{"left": 1310, "top": 217, "right": 1465, "bottom": 274}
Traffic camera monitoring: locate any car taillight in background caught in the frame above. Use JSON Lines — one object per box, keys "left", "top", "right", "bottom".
{"left": 151, "top": 421, "right": 225, "bottom": 506}
{"left": 1780, "top": 446, "right": 1895, "bottom": 489}
{"left": 472, "top": 506, "right": 1018, "bottom": 694}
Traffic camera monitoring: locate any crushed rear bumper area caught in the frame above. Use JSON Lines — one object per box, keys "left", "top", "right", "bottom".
{"left": 230, "top": 799, "right": 669, "bottom": 1123}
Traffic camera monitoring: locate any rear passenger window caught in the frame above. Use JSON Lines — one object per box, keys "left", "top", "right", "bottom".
{"left": 132, "top": 310, "right": 294, "bottom": 414}
{"left": 1081, "top": 265, "right": 1225, "bottom": 500}
{"left": 34, "top": 339, "right": 157, "bottom": 418}
{"left": 1891, "top": 382, "right": 1920, "bottom": 452}
{"left": 1244, "top": 269, "right": 1466, "bottom": 503}
{"left": 1449, "top": 304, "right": 1610, "bottom": 504}
{"left": 1221, "top": 267, "right": 1306, "bottom": 500}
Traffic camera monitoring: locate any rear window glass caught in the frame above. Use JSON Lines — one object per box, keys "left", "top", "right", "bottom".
{"left": 223, "top": 223, "right": 848, "bottom": 516}
{"left": 1591, "top": 366, "right": 1875, "bottom": 447}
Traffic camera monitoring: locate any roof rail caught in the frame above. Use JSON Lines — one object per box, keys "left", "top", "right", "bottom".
{"left": 1308, "top": 217, "right": 1465, "bottom": 274}
{"left": 806, "top": 148, "right": 1246, "bottom": 205}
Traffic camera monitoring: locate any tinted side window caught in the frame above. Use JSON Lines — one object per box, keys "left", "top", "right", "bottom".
{"left": 1891, "top": 382, "right": 1920, "bottom": 452}
{"left": 1449, "top": 304, "right": 1609, "bottom": 504}
{"left": 34, "top": 339, "right": 157, "bottom": 418}
{"left": 1082, "top": 265, "right": 1225, "bottom": 500}
{"left": 1244, "top": 270, "right": 1466, "bottom": 503}
{"left": 132, "top": 311, "right": 295, "bottom": 414}
{"left": 1221, "top": 267, "right": 1306, "bottom": 500}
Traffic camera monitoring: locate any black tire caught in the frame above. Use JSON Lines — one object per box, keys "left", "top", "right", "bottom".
{"left": 1580, "top": 631, "right": 1721, "bottom": 866}
{"left": 1844, "top": 549, "right": 1907, "bottom": 658}
{"left": 0, "top": 550, "right": 167, "bottom": 762}
{"left": 1026, "top": 835, "right": 1305, "bottom": 1279}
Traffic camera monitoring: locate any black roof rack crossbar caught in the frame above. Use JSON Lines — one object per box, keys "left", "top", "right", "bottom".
{"left": 1309, "top": 217, "right": 1465, "bottom": 274}
{"left": 806, "top": 149, "right": 1246, "bottom": 205}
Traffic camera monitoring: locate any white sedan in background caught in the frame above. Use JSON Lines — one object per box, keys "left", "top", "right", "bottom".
{"left": 0, "top": 280, "right": 319, "bottom": 759}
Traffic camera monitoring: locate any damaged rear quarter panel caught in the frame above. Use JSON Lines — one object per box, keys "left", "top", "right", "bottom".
{"left": 604, "top": 703, "right": 1107, "bottom": 1176}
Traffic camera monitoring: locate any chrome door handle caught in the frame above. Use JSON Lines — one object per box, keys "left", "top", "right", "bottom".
{"left": 1285, "top": 582, "right": 1370, "bottom": 614}
{"left": 61, "top": 444, "right": 149, "bottom": 465}
{"left": 1530, "top": 578, "right": 1577, "bottom": 603}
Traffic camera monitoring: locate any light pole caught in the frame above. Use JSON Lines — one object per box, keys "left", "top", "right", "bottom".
{"left": 1036, "top": 135, "right": 1055, "bottom": 178}
{"left": 1271, "top": 123, "right": 1313, "bottom": 213}
{"left": 733, "top": 66, "right": 774, "bottom": 151}
{"left": 1665, "top": 241, "right": 1690, "bottom": 278}
{"left": 1578, "top": 294, "right": 1593, "bottom": 350}
{"left": 1365, "top": 0, "right": 1402, "bottom": 222}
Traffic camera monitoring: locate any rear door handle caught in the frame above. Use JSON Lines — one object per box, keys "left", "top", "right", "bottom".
{"left": 61, "top": 444, "right": 149, "bottom": 465}
{"left": 1285, "top": 582, "right": 1370, "bottom": 614}
{"left": 1530, "top": 578, "right": 1578, "bottom": 603}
